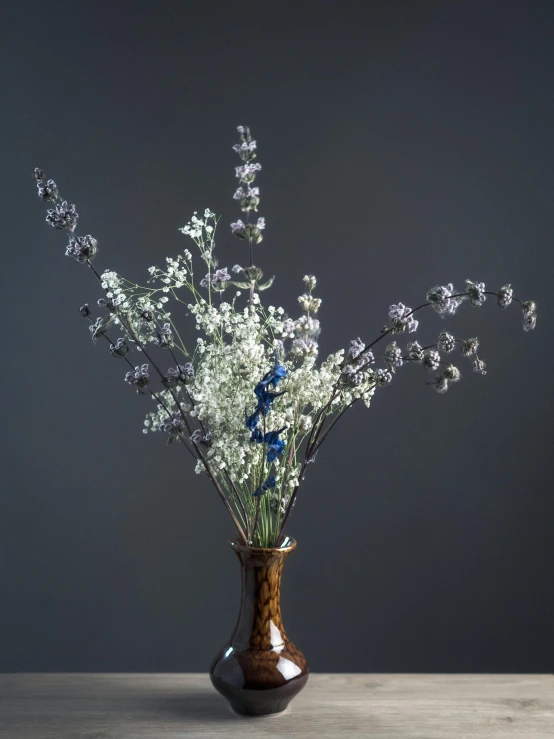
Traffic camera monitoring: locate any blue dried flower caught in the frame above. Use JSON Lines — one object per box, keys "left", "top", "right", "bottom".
{"left": 264, "top": 428, "right": 286, "bottom": 463}
{"left": 253, "top": 475, "right": 277, "bottom": 497}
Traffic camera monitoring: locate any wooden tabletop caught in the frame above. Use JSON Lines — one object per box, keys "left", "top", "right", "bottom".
{"left": 0, "top": 673, "right": 552, "bottom": 738}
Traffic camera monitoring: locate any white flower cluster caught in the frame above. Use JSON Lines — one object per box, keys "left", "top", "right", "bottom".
{"left": 178, "top": 209, "right": 216, "bottom": 242}
{"left": 141, "top": 292, "right": 351, "bottom": 492}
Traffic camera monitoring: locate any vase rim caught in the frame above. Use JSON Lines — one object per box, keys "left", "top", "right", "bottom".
{"left": 229, "top": 535, "right": 297, "bottom": 554}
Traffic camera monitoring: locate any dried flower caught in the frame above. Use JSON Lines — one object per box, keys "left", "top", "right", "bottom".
{"left": 31, "top": 131, "right": 538, "bottom": 550}
{"left": 237, "top": 125, "right": 253, "bottom": 142}
{"left": 263, "top": 428, "right": 286, "bottom": 463}
{"left": 294, "top": 315, "right": 320, "bottom": 338}
{"left": 438, "top": 330, "right": 456, "bottom": 353}
{"left": 191, "top": 429, "right": 213, "bottom": 447}
{"left": 37, "top": 179, "right": 58, "bottom": 202}
{"left": 303, "top": 275, "right": 317, "bottom": 292}
{"left": 200, "top": 267, "right": 231, "bottom": 291}
{"left": 374, "top": 368, "right": 393, "bottom": 386}
{"left": 97, "top": 297, "right": 116, "bottom": 312}
{"left": 230, "top": 218, "right": 265, "bottom": 243}
{"left": 521, "top": 301, "right": 537, "bottom": 332}
{"left": 270, "top": 490, "right": 289, "bottom": 515}
{"left": 348, "top": 338, "right": 365, "bottom": 360}
{"left": 46, "top": 201, "right": 78, "bottom": 232}
{"left": 289, "top": 337, "right": 318, "bottom": 358}
{"left": 89, "top": 314, "right": 114, "bottom": 341}
{"left": 466, "top": 279, "right": 487, "bottom": 307}
{"left": 297, "top": 294, "right": 322, "bottom": 313}
{"left": 233, "top": 186, "right": 260, "bottom": 212}
{"left": 163, "top": 363, "right": 194, "bottom": 387}
{"left": 460, "top": 337, "right": 479, "bottom": 356}
{"left": 406, "top": 341, "right": 424, "bottom": 363}
{"left": 253, "top": 475, "right": 276, "bottom": 497}
{"left": 233, "top": 140, "right": 257, "bottom": 162}
{"left": 429, "top": 376, "right": 450, "bottom": 394}
{"left": 498, "top": 284, "right": 513, "bottom": 309}
{"left": 423, "top": 349, "right": 441, "bottom": 371}
{"left": 110, "top": 338, "right": 129, "bottom": 358}
{"left": 341, "top": 365, "right": 364, "bottom": 387}
{"left": 125, "top": 364, "right": 150, "bottom": 393}
{"left": 426, "top": 283, "right": 463, "bottom": 316}
{"left": 140, "top": 309, "right": 153, "bottom": 323}
{"left": 161, "top": 411, "right": 186, "bottom": 442}
{"left": 472, "top": 358, "right": 487, "bottom": 375}
{"left": 384, "top": 341, "right": 403, "bottom": 370}
{"left": 153, "top": 323, "right": 173, "bottom": 348}
{"left": 235, "top": 163, "right": 262, "bottom": 184}
{"left": 32, "top": 167, "right": 44, "bottom": 181}
{"left": 443, "top": 364, "right": 461, "bottom": 382}
{"left": 388, "top": 303, "right": 418, "bottom": 333}
{"left": 66, "top": 234, "right": 98, "bottom": 262}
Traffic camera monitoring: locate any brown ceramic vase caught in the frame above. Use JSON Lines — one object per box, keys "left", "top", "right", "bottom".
{"left": 210, "top": 536, "right": 308, "bottom": 716}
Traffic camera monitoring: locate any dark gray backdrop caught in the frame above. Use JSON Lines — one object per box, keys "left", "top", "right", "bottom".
{"left": 1, "top": 0, "right": 553, "bottom": 673}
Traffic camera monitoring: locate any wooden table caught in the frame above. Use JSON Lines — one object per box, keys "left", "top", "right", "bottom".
{"left": 0, "top": 674, "right": 552, "bottom": 738}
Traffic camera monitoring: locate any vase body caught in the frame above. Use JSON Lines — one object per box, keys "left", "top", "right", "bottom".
{"left": 210, "top": 537, "right": 308, "bottom": 716}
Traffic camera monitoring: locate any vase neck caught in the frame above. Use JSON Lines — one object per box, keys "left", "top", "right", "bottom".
{"left": 231, "top": 546, "right": 292, "bottom": 651}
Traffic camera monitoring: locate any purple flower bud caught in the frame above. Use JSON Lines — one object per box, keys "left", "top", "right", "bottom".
{"left": 46, "top": 200, "right": 78, "bottom": 232}
{"left": 388, "top": 303, "right": 418, "bottom": 333}
{"left": 66, "top": 234, "right": 98, "bottom": 262}
{"left": 125, "top": 364, "right": 150, "bottom": 393}
{"left": 426, "top": 283, "right": 463, "bottom": 316}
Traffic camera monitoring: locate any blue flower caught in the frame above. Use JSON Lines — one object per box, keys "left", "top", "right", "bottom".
{"left": 245, "top": 359, "right": 288, "bottom": 434}
{"left": 245, "top": 410, "right": 260, "bottom": 431}
{"left": 256, "top": 387, "right": 286, "bottom": 417}
{"left": 270, "top": 363, "right": 287, "bottom": 386}
{"left": 250, "top": 427, "right": 263, "bottom": 443}
{"left": 253, "top": 475, "right": 277, "bottom": 497}
{"left": 264, "top": 428, "right": 286, "bottom": 462}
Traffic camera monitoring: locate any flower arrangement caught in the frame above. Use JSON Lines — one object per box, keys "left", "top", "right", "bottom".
{"left": 32, "top": 126, "right": 537, "bottom": 549}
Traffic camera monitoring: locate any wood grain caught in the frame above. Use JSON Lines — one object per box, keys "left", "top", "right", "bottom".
{"left": 0, "top": 673, "right": 552, "bottom": 738}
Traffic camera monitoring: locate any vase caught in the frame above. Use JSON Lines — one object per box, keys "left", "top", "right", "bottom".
{"left": 210, "top": 536, "right": 309, "bottom": 716}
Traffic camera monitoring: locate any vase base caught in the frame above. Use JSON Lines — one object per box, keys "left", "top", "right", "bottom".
{"left": 211, "top": 673, "right": 309, "bottom": 717}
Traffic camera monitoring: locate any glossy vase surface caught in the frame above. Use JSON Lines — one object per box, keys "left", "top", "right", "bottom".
{"left": 210, "top": 536, "right": 308, "bottom": 716}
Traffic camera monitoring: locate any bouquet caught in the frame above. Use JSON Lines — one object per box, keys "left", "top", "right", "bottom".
{"left": 31, "top": 126, "right": 537, "bottom": 549}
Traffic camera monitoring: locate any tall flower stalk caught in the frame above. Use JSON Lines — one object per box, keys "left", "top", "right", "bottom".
{"left": 31, "top": 131, "right": 537, "bottom": 548}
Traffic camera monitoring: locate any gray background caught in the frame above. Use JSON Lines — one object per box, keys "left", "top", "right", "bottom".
{"left": 1, "top": 0, "right": 553, "bottom": 672}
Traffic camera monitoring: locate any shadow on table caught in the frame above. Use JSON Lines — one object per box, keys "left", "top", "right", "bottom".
{"left": 155, "top": 691, "right": 251, "bottom": 723}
